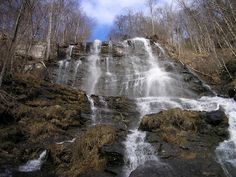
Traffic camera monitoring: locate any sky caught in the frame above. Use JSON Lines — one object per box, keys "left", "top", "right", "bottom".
{"left": 81, "top": 0, "right": 173, "bottom": 41}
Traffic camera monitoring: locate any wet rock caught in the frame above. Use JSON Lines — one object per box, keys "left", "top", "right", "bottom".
{"left": 140, "top": 108, "right": 203, "bottom": 133}
{"left": 227, "top": 79, "right": 236, "bottom": 98}
{"left": 226, "top": 60, "right": 236, "bottom": 77}
{"left": 165, "top": 158, "right": 226, "bottom": 177}
{"left": 101, "top": 143, "right": 124, "bottom": 166}
{"left": 113, "top": 44, "right": 125, "bottom": 57}
{"left": 228, "top": 88, "right": 236, "bottom": 98}
{"left": 203, "top": 108, "right": 227, "bottom": 126}
{"left": 78, "top": 170, "right": 115, "bottom": 177}
{"left": 72, "top": 43, "right": 90, "bottom": 58}
{"left": 129, "top": 161, "right": 176, "bottom": 177}
{"left": 139, "top": 108, "right": 228, "bottom": 177}
{"left": 100, "top": 42, "right": 125, "bottom": 57}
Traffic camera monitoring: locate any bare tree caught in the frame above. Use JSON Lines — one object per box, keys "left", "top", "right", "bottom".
{"left": 0, "top": 0, "right": 26, "bottom": 87}
{"left": 146, "top": 0, "right": 158, "bottom": 35}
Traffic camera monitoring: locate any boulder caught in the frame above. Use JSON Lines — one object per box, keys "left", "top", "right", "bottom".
{"left": 101, "top": 143, "right": 124, "bottom": 167}
{"left": 139, "top": 108, "right": 228, "bottom": 137}
{"left": 139, "top": 108, "right": 203, "bottom": 133}
{"left": 139, "top": 108, "right": 229, "bottom": 177}
{"left": 129, "top": 161, "right": 176, "bottom": 177}
{"left": 203, "top": 108, "right": 227, "bottom": 126}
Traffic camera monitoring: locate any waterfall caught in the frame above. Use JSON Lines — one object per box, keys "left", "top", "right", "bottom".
{"left": 154, "top": 42, "right": 166, "bottom": 56}
{"left": 72, "top": 60, "right": 81, "bottom": 86}
{"left": 56, "top": 60, "right": 66, "bottom": 83}
{"left": 86, "top": 95, "right": 97, "bottom": 125}
{"left": 131, "top": 38, "right": 172, "bottom": 97}
{"left": 122, "top": 38, "right": 171, "bottom": 176}
{"left": 82, "top": 40, "right": 102, "bottom": 95}
{"left": 106, "top": 40, "right": 112, "bottom": 75}
{"left": 52, "top": 37, "right": 236, "bottom": 177}
{"left": 62, "top": 61, "right": 70, "bottom": 84}
{"left": 19, "top": 150, "right": 47, "bottom": 172}
{"left": 67, "top": 45, "right": 74, "bottom": 60}
{"left": 56, "top": 60, "right": 70, "bottom": 84}
{"left": 56, "top": 45, "right": 75, "bottom": 84}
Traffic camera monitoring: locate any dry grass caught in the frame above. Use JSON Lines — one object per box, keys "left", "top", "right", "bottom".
{"left": 141, "top": 108, "right": 203, "bottom": 146}
{"left": 71, "top": 124, "right": 116, "bottom": 176}
{"left": 170, "top": 47, "right": 235, "bottom": 85}
{"left": 28, "top": 121, "right": 60, "bottom": 137}
{"left": 180, "top": 152, "right": 197, "bottom": 160}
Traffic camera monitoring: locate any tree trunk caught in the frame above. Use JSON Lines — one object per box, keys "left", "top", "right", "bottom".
{"left": 0, "top": 1, "right": 25, "bottom": 87}
{"left": 46, "top": 0, "right": 53, "bottom": 60}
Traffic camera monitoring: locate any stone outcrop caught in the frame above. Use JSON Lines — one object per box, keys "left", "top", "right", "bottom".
{"left": 0, "top": 74, "right": 91, "bottom": 174}
{"left": 138, "top": 108, "right": 228, "bottom": 177}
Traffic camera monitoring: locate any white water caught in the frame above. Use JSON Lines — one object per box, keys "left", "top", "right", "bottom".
{"left": 56, "top": 138, "right": 76, "bottom": 145}
{"left": 72, "top": 60, "right": 81, "bottom": 86}
{"left": 67, "top": 45, "right": 74, "bottom": 60}
{"left": 86, "top": 95, "right": 97, "bottom": 125}
{"left": 122, "top": 38, "right": 173, "bottom": 176}
{"left": 56, "top": 60, "right": 71, "bottom": 84}
{"left": 106, "top": 40, "right": 112, "bottom": 75}
{"left": 18, "top": 150, "right": 47, "bottom": 172}
{"left": 154, "top": 42, "right": 166, "bottom": 56}
{"left": 82, "top": 40, "right": 102, "bottom": 95}
{"left": 57, "top": 60, "right": 65, "bottom": 83}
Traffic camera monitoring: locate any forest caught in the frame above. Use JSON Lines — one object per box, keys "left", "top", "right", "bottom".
{"left": 0, "top": 0, "right": 94, "bottom": 86}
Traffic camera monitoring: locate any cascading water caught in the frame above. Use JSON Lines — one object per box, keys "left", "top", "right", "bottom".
{"left": 56, "top": 60, "right": 70, "bottom": 84}
{"left": 82, "top": 39, "right": 102, "bottom": 95}
{"left": 57, "top": 60, "right": 65, "bottom": 83}
{"left": 86, "top": 95, "right": 97, "bottom": 125}
{"left": 67, "top": 45, "right": 74, "bottom": 60}
{"left": 53, "top": 37, "right": 236, "bottom": 177}
{"left": 106, "top": 40, "right": 112, "bottom": 75}
{"left": 121, "top": 38, "right": 172, "bottom": 176}
{"left": 18, "top": 150, "right": 47, "bottom": 172}
{"left": 72, "top": 60, "right": 81, "bottom": 86}
{"left": 83, "top": 40, "right": 102, "bottom": 125}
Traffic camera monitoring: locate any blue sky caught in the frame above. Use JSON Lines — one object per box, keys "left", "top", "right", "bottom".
{"left": 81, "top": 0, "right": 173, "bottom": 41}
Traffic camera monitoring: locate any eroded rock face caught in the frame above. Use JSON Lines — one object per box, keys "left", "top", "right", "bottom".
{"left": 139, "top": 108, "right": 228, "bottom": 177}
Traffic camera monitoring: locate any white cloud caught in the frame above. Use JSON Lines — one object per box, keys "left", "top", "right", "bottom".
{"left": 82, "top": 0, "right": 174, "bottom": 25}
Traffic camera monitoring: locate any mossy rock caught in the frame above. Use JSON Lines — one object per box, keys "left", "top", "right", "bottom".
{"left": 139, "top": 108, "right": 201, "bottom": 132}
{"left": 139, "top": 108, "right": 228, "bottom": 146}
